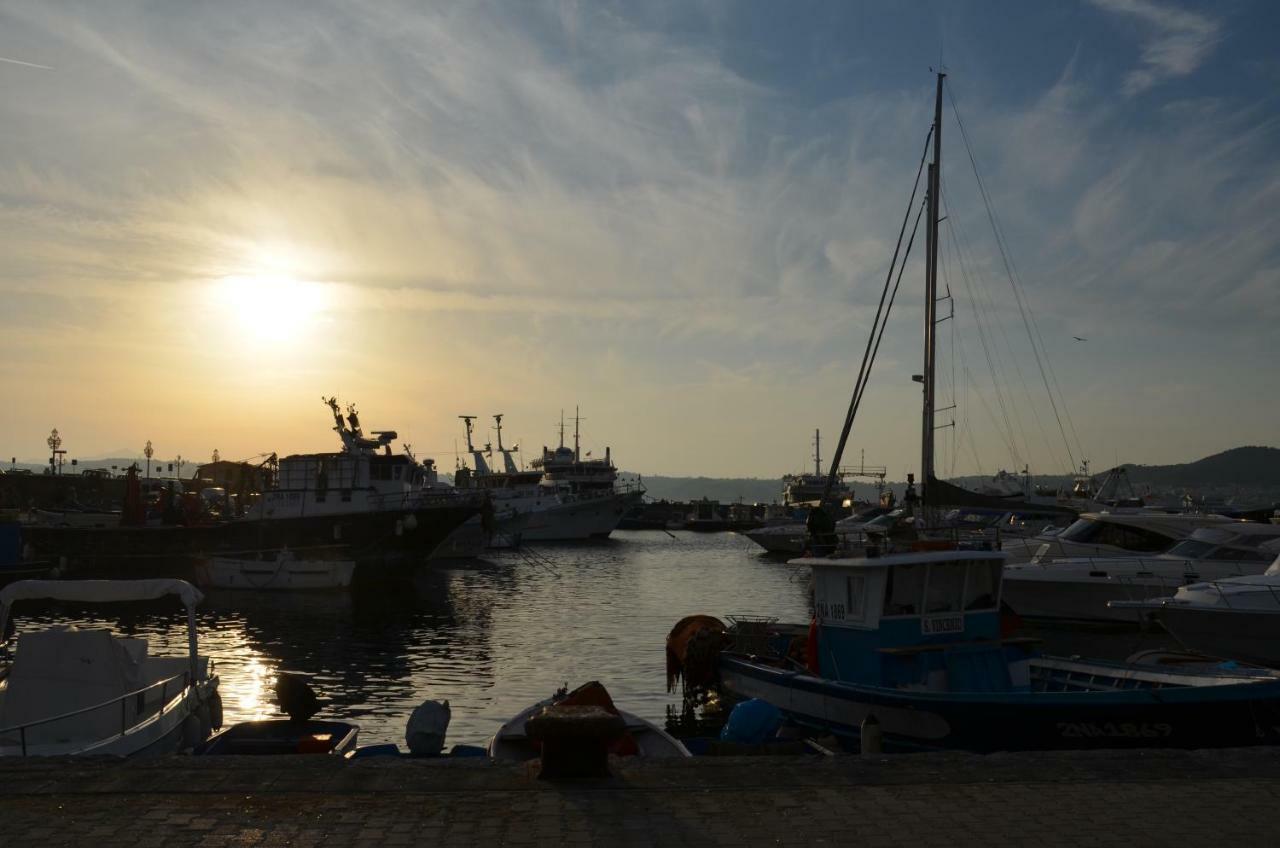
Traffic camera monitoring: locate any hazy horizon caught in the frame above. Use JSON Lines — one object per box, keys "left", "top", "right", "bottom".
{"left": 3, "top": 1, "right": 1277, "bottom": 480}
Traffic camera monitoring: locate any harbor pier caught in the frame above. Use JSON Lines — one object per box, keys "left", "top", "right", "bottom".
{"left": 3, "top": 748, "right": 1278, "bottom": 846}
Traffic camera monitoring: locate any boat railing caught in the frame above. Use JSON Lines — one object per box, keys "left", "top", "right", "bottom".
{"left": 0, "top": 670, "right": 191, "bottom": 756}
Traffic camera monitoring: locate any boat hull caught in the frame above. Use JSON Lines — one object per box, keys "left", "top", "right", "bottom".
{"left": 20, "top": 503, "right": 479, "bottom": 576}
{"left": 520, "top": 492, "right": 639, "bottom": 542}
{"left": 743, "top": 525, "right": 807, "bottom": 554}
{"left": 718, "top": 655, "right": 1280, "bottom": 752}
{"left": 196, "top": 557, "right": 355, "bottom": 590}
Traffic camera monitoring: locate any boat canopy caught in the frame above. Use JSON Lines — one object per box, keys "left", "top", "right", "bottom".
{"left": 0, "top": 579, "right": 203, "bottom": 642}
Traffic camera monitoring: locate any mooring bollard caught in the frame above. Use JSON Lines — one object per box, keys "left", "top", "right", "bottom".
{"left": 860, "top": 714, "right": 882, "bottom": 756}
{"left": 526, "top": 704, "right": 626, "bottom": 780}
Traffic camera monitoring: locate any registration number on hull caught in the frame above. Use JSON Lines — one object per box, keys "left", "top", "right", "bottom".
{"left": 1057, "top": 722, "right": 1173, "bottom": 739}
{"left": 921, "top": 615, "right": 963, "bottom": 635}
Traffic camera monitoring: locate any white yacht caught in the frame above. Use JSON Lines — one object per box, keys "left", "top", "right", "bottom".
{"left": 0, "top": 579, "right": 221, "bottom": 756}
{"left": 1003, "top": 523, "right": 1280, "bottom": 624}
{"left": 1110, "top": 550, "right": 1280, "bottom": 666}
{"left": 1000, "top": 510, "right": 1234, "bottom": 565}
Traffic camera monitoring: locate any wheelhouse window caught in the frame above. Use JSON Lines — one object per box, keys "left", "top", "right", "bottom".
{"left": 846, "top": 575, "right": 867, "bottom": 620}
{"left": 883, "top": 564, "right": 925, "bottom": 616}
{"left": 924, "top": 563, "right": 965, "bottom": 613}
{"left": 963, "top": 560, "right": 1003, "bottom": 611}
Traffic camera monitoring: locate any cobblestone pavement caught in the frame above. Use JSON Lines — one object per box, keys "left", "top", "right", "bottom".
{"left": 4, "top": 748, "right": 1279, "bottom": 847}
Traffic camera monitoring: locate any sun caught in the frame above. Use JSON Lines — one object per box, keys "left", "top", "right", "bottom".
{"left": 213, "top": 270, "right": 329, "bottom": 346}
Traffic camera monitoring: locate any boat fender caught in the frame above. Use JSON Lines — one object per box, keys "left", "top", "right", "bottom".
{"left": 395, "top": 519, "right": 403, "bottom": 537}
{"left": 805, "top": 618, "right": 820, "bottom": 674}
{"left": 182, "top": 713, "right": 205, "bottom": 750}
{"left": 208, "top": 692, "right": 224, "bottom": 730}
{"left": 860, "top": 715, "right": 882, "bottom": 756}
{"left": 402, "top": 513, "right": 418, "bottom": 531}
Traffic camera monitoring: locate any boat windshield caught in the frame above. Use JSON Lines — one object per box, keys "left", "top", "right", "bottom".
{"left": 1056, "top": 518, "right": 1171, "bottom": 552}
{"left": 1165, "top": 539, "right": 1215, "bottom": 560}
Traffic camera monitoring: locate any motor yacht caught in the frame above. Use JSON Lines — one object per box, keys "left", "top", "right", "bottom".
{"left": 1110, "top": 551, "right": 1280, "bottom": 666}
{"left": 1004, "top": 523, "right": 1280, "bottom": 624}
{"left": 1000, "top": 510, "right": 1235, "bottom": 565}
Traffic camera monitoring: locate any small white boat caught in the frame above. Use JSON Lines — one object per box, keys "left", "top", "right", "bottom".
{"left": 0, "top": 578, "right": 221, "bottom": 757}
{"left": 196, "top": 549, "right": 355, "bottom": 590}
{"left": 488, "top": 681, "right": 691, "bottom": 761}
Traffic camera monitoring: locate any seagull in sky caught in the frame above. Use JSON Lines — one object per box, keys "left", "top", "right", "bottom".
{"left": 1073, "top": 336, "right": 1087, "bottom": 342}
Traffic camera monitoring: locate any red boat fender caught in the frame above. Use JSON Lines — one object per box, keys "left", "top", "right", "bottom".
{"left": 806, "top": 617, "right": 820, "bottom": 674}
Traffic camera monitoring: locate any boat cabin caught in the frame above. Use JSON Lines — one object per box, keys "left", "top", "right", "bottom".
{"left": 799, "top": 547, "right": 1032, "bottom": 693}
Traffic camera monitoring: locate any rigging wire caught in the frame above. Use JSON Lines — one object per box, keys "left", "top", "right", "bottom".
{"left": 947, "top": 83, "right": 1082, "bottom": 473}
{"left": 820, "top": 126, "right": 934, "bottom": 503}
{"left": 942, "top": 183, "right": 1064, "bottom": 473}
{"left": 938, "top": 192, "right": 1026, "bottom": 467}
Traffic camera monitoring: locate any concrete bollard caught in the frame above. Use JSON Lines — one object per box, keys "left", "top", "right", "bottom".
{"left": 526, "top": 705, "right": 626, "bottom": 780}
{"left": 860, "top": 714, "right": 882, "bottom": 756}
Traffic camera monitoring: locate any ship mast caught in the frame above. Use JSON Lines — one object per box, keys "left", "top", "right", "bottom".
{"left": 493, "top": 413, "right": 519, "bottom": 474}
{"left": 921, "top": 71, "right": 945, "bottom": 510}
{"left": 573, "top": 405, "right": 582, "bottom": 462}
{"left": 813, "top": 429, "right": 821, "bottom": 478}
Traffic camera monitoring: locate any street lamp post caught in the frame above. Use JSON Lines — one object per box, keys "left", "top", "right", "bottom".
{"left": 47, "top": 429, "right": 64, "bottom": 476}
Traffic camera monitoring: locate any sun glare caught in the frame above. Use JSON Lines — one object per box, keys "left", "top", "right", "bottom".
{"left": 214, "top": 271, "right": 329, "bottom": 346}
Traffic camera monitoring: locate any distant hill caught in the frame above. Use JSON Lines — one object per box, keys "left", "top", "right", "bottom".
{"left": 1116, "top": 446, "right": 1280, "bottom": 489}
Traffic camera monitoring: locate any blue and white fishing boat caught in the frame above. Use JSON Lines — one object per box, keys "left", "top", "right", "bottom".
{"left": 669, "top": 71, "right": 1280, "bottom": 754}
{"left": 700, "top": 539, "right": 1280, "bottom": 752}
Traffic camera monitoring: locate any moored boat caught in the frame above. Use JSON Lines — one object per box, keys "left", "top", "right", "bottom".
{"left": 197, "top": 719, "right": 359, "bottom": 755}
{"left": 1110, "top": 551, "right": 1280, "bottom": 666}
{"left": 0, "top": 578, "right": 221, "bottom": 756}
{"left": 488, "top": 681, "right": 690, "bottom": 761}
{"left": 195, "top": 548, "right": 356, "bottom": 591}
{"left": 672, "top": 541, "right": 1280, "bottom": 752}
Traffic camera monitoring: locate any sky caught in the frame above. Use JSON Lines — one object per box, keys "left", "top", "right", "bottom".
{"left": 1, "top": 0, "right": 1277, "bottom": 480}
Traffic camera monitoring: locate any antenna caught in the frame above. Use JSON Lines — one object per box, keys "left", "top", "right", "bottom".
{"left": 574, "top": 405, "right": 583, "bottom": 462}
{"left": 458, "top": 416, "right": 477, "bottom": 452}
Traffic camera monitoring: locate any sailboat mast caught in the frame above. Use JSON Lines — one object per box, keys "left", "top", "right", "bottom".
{"left": 814, "top": 429, "right": 821, "bottom": 477}
{"left": 921, "top": 71, "right": 945, "bottom": 507}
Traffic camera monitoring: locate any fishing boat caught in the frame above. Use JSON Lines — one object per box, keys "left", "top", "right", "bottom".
{"left": 197, "top": 719, "right": 359, "bottom": 755}
{"left": 451, "top": 413, "right": 639, "bottom": 542}
{"left": 488, "top": 681, "right": 691, "bottom": 760}
{"left": 674, "top": 540, "right": 1280, "bottom": 752}
{"left": 0, "top": 579, "right": 221, "bottom": 756}
{"left": 667, "top": 72, "right": 1280, "bottom": 754}
{"left": 17, "top": 400, "right": 482, "bottom": 576}
{"left": 195, "top": 548, "right": 356, "bottom": 591}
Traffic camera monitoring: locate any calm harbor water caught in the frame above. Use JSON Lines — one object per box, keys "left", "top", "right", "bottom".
{"left": 7, "top": 530, "right": 1180, "bottom": 747}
